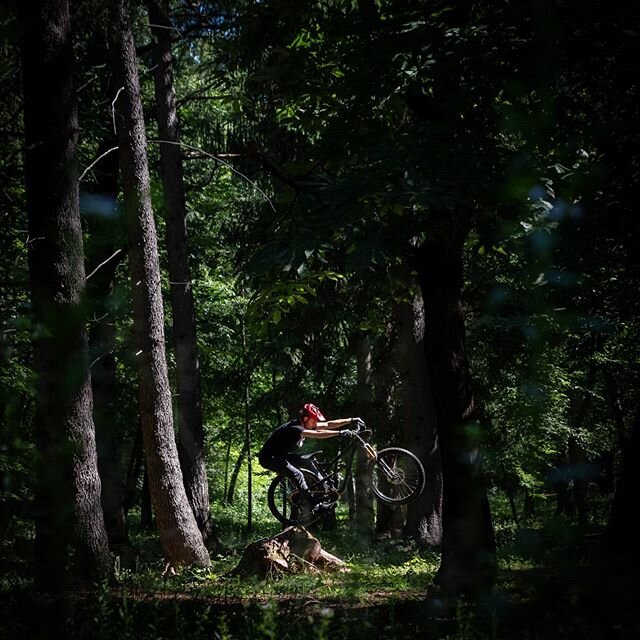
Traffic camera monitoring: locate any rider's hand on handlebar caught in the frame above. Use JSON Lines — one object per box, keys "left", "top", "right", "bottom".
{"left": 340, "top": 429, "right": 356, "bottom": 438}
{"left": 351, "top": 417, "right": 366, "bottom": 431}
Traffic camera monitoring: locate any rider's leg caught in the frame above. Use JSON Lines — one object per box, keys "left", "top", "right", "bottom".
{"left": 281, "top": 458, "right": 316, "bottom": 507}
{"left": 261, "top": 455, "right": 315, "bottom": 507}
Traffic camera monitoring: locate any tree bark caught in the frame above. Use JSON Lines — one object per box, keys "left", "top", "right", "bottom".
{"left": 230, "top": 527, "right": 347, "bottom": 579}
{"left": 20, "top": 0, "right": 111, "bottom": 590}
{"left": 226, "top": 442, "right": 247, "bottom": 505}
{"left": 604, "top": 412, "right": 640, "bottom": 566}
{"left": 395, "top": 292, "right": 443, "bottom": 546}
{"left": 147, "top": 0, "right": 212, "bottom": 537}
{"left": 85, "top": 138, "right": 128, "bottom": 545}
{"left": 417, "top": 208, "right": 496, "bottom": 600}
{"left": 372, "top": 328, "right": 404, "bottom": 538}
{"left": 110, "top": 0, "right": 209, "bottom": 568}
{"left": 354, "top": 335, "right": 374, "bottom": 544}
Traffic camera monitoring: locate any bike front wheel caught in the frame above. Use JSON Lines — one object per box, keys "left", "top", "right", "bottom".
{"left": 371, "top": 447, "right": 425, "bottom": 505}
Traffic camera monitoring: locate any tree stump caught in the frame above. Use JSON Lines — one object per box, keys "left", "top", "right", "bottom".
{"left": 229, "top": 526, "right": 348, "bottom": 579}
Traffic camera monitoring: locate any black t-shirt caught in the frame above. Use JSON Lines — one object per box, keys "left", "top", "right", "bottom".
{"left": 259, "top": 419, "right": 305, "bottom": 458}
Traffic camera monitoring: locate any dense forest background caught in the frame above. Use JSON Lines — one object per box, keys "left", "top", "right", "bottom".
{"left": 1, "top": 0, "right": 639, "bottom": 638}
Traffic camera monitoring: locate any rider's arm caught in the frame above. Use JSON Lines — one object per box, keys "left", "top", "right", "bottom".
{"left": 302, "top": 429, "right": 343, "bottom": 439}
{"left": 316, "top": 418, "right": 353, "bottom": 430}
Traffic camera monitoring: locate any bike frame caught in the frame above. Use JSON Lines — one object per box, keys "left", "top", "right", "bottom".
{"left": 299, "top": 429, "right": 374, "bottom": 497}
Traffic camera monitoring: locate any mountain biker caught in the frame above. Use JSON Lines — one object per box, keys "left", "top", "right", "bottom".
{"left": 258, "top": 403, "right": 363, "bottom": 512}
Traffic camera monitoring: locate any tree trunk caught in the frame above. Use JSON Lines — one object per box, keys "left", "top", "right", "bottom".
{"left": 354, "top": 335, "right": 374, "bottom": 544}
{"left": 146, "top": 0, "right": 211, "bottom": 538}
{"left": 226, "top": 442, "right": 247, "bottom": 505}
{"left": 555, "top": 367, "right": 596, "bottom": 523}
{"left": 372, "top": 329, "right": 404, "bottom": 538}
{"left": 141, "top": 462, "right": 153, "bottom": 532}
{"left": 241, "top": 314, "right": 253, "bottom": 533}
{"left": 85, "top": 137, "right": 128, "bottom": 546}
{"left": 20, "top": 0, "right": 111, "bottom": 590}
{"left": 110, "top": 0, "right": 209, "bottom": 568}
{"left": 395, "top": 293, "right": 443, "bottom": 546}
{"left": 123, "top": 422, "right": 143, "bottom": 514}
{"left": 605, "top": 369, "right": 627, "bottom": 452}
{"left": 417, "top": 208, "right": 496, "bottom": 600}
{"left": 604, "top": 412, "right": 640, "bottom": 566}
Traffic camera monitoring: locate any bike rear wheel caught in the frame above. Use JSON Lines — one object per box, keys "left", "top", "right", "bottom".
{"left": 371, "top": 447, "right": 425, "bottom": 505}
{"left": 267, "top": 470, "right": 336, "bottom": 526}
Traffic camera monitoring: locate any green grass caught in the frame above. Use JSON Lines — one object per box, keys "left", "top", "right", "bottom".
{"left": 3, "top": 492, "right": 638, "bottom": 640}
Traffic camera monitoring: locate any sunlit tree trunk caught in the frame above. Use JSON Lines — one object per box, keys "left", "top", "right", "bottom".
{"left": 147, "top": 0, "right": 212, "bottom": 538}
{"left": 110, "top": 0, "right": 209, "bottom": 568}
{"left": 417, "top": 208, "right": 495, "bottom": 599}
{"left": 21, "top": 0, "right": 111, "bottom": 590}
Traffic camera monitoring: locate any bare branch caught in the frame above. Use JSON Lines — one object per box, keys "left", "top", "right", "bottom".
{"left": 149, "top": 139, "right": 277, "bottom": 212}
{"left": 79, "top": 146, "right": 119, "bottom": 182}
{"left": 85, "top": 249, "right": 123, "bottom": 281}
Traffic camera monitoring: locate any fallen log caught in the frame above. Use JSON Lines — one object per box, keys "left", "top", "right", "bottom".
{"left": 228, "top": 526, "right": 348, "bottom": 579}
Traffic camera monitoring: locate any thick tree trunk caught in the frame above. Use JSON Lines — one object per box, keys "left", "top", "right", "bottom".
{"left": 417, "top": 209, "right": 495, "bottom": 600}
{"left": 147, "top": 0, "right": 211, "bottom": 537}
{"left": 110, "top": 0, "right": 209, "bottom": 568}
{"left": 395, "top": 293, "right": 443, "bottom": 546}
{"left": 21, "top": 0, "right": 111, "bottom": 590}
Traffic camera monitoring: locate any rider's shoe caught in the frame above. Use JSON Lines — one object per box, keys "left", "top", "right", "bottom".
{"left": 311, "top": 500, "right": 334, "bottom": 514}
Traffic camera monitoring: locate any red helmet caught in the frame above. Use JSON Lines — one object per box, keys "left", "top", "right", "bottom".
{"left": 301, "top": 403, "right": 325, "bottom": 421}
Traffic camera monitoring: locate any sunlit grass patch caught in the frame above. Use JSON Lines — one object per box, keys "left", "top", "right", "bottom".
{"left": 169, "top": 545, "right": 439, "bottom": 604}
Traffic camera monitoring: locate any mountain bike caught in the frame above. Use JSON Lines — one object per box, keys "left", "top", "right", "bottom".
{"left": 266, "top": 425, "right": 426, "bottom": 526}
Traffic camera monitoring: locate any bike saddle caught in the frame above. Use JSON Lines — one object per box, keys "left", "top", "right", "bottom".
{"left": 299, "top": 452, "right": 320, "bottom": 460}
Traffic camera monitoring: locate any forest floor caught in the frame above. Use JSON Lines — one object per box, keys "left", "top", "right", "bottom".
{"left": 2, "top": 517, "right": 639, "bottom": 639}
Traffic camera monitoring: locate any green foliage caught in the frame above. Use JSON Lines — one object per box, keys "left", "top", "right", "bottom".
{"left": 1, "top": 3, "right": 640, "bottom": 636}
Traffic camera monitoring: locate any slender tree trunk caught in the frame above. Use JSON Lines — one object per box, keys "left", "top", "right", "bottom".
{"left": 241, "top": 316, "right": 253, "bottom": 533}
{"left": 123, "top": 423, "right": 143, "bottom": 514}
{"left": 21, "top": 0, "right": 111, "bottom": 590}
{"left": 354, "top": 335, "right": 374, "bottom": 544}
{"left": 506, "top": 489, "right": 520, "bottom": 527}
{"left": 604, "top": 412, "right": 640, "bottom": 565}
{"left": 223, "top": 437, "right": 232, "bottom": 501}
{"left": 373, "top": 327, "right": 404, "bottom": 537}
{"left": 605, "top": 369, "right": 627, "bottom": 452}
{"left": 226, "top": 443, "right": 247, "bottom": 505}
{"left": 523, "top": 490, "right": 536, "bottom": 520}
{"left": 556, "top": 367, "right": 596, "bottom": 523}
{"left": 85, "top": 138, "right": 128, "bottom": 545}
{"left": 395, "top": 293, "right": 443, "bottom": 546}
{"left": 146, "top": 0, "right": 211, "bottom": 537}
{"left": 90, "top": 252, "right": 127, "bottom": 544}
{"left": 141, "top": 463, "right": 153, "bottom": 531}
{"left": 417, "top": 208, "right": 495, "bottom": 600}
{"left": 110, "top": 0, "right": 209, "bottom": 567}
